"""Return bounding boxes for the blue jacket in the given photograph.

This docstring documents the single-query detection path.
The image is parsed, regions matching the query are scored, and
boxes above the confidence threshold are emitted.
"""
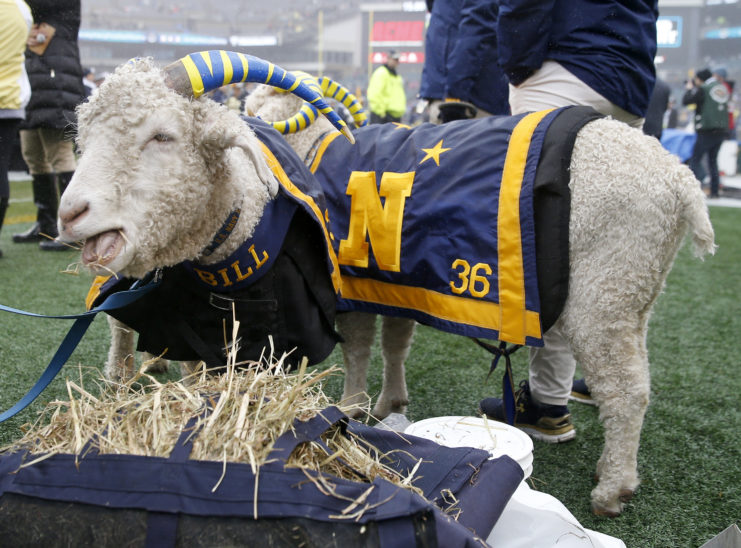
[445,0,509,115]
[419,0,509,115]
[419,0,462,101]
[497,0,658,117]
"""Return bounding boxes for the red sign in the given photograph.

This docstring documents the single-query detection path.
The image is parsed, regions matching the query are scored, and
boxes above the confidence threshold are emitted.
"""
[372,20,425,42]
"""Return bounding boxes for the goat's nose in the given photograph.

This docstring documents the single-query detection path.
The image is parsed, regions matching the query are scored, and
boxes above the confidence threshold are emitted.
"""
[59,201,89,231]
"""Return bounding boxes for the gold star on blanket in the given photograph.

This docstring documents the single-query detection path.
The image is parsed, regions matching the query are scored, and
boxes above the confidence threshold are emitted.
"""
[419,139,451,166]
[392,122,412,130]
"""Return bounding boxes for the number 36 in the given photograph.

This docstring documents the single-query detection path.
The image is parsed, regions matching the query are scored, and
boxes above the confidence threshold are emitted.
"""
[449,259,492,298]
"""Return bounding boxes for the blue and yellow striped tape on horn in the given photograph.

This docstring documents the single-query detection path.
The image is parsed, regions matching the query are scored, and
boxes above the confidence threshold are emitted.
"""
[268,71,321,135]
[173,50,354,143]
[271,102,320,135]
[318,76,368,128]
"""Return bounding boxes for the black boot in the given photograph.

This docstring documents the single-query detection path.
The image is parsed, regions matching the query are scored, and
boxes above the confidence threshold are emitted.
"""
[39,171,73,251]
[0,196,8,258]
[12,173,57,243]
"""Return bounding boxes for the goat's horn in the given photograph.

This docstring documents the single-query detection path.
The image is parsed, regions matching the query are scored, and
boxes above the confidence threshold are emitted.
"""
[268,71,322,136]
[163,50,354,143]
[318,76,368,129]
[269,72,367,138]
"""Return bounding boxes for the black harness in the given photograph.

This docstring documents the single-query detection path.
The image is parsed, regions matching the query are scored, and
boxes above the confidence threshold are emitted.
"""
[93,209,340,368]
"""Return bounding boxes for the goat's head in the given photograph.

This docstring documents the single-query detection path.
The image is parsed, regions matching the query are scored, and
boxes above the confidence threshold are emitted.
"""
[58,51,352,279]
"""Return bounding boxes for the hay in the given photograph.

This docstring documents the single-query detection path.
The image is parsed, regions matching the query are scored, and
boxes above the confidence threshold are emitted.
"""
[1,352,423,501]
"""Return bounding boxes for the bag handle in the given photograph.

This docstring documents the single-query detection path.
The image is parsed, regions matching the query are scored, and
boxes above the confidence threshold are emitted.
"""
[267,405,347,466]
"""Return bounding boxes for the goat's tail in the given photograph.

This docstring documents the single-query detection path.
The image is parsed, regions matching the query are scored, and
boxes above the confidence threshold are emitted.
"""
[675,164,717,258]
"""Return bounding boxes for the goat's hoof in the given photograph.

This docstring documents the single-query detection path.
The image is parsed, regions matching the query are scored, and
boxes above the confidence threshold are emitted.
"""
[345,407,365,420]
[372,398,409,420]
[593,474,638,504]
[387,397,409,411]
[619,488,635,503]
[591,500,623,517]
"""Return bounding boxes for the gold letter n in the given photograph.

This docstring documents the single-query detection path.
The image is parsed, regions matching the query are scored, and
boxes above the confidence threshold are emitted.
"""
[338,171,414,272]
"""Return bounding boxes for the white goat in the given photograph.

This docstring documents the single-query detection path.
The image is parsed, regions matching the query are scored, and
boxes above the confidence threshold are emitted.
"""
[58,55,715,517]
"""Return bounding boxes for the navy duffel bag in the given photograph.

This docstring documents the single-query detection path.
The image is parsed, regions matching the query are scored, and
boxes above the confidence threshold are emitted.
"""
[0,406,523,547]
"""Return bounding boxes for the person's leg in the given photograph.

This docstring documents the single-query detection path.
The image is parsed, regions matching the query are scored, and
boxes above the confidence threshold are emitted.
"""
[14,129,54,242]
[42,128,77,176]
[529,324,577,406]
[688,132,711,187]
[0,120,18,258]
[491,61,643,441]
[705,132,725,197]
[37,129,76,250]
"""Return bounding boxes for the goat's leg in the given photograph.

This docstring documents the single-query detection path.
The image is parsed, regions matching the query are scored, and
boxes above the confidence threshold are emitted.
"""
[338,311,377,415]
[565,313,651,516]
[373,317,416,419]
[104,317,136,381]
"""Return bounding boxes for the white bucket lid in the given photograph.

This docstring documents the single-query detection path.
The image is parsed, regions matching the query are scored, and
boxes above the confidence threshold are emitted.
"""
[404,416,534,478]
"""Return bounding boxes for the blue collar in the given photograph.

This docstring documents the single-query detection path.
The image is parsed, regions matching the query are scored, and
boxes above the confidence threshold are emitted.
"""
[200,209,241,258]
[183,193,298,292]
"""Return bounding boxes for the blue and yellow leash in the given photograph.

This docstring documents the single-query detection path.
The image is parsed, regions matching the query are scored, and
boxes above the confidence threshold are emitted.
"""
[0,273,161,423]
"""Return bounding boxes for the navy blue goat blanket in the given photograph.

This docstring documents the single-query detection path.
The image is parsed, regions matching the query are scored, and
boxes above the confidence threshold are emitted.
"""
[310,106,600,346]
[0,406,523,547]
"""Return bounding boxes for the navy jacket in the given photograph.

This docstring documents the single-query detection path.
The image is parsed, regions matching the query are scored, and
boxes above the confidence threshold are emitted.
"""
[419,0,509,115]
[445,0,509,115]
[497,0,658,117]
[419,0,462,101]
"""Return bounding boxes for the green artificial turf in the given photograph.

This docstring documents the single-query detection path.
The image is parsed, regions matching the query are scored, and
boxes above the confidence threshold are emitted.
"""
[0,189,738,547]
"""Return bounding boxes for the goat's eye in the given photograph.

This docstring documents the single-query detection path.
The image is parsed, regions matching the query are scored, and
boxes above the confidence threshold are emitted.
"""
[152,133,171,143]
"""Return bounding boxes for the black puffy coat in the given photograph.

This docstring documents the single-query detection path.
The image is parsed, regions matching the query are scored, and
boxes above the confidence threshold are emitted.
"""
[22,0,86,131]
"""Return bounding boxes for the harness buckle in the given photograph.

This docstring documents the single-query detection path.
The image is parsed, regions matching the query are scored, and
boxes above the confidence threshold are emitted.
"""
[209,292,234,311]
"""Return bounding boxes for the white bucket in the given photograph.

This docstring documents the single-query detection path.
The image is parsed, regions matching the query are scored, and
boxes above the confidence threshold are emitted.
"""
[404,416,534,479]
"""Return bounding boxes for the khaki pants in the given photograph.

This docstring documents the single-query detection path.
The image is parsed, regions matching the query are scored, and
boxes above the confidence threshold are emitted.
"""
[512,61,643,406]
[20,128,77,175]
[509,60,644,129]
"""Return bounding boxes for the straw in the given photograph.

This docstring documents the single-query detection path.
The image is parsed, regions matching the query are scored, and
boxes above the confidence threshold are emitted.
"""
[1,351,426,509]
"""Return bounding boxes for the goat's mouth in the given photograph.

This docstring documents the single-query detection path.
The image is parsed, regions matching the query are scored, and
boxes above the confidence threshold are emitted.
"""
[81,229,125,267]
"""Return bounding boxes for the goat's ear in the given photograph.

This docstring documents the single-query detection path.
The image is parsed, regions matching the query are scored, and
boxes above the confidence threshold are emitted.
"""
[198,107,279,197]
[231,134,279,197]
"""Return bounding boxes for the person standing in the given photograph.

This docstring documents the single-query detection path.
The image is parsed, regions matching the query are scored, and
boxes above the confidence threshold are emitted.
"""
[440,0,509,121]
[12,0,86,250]
[0,0,33,259]
[419,0,509,124]
[480,0,659,443]
[682,68,730,199]
[497,0,657,128]
[418,0,462,123]
[82,66,97,97]
[366,50,406,124]
[643,76,671,140]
